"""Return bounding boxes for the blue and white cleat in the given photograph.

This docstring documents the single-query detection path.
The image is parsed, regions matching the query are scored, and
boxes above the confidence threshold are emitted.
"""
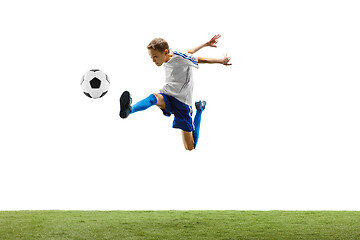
[195,100,207,111]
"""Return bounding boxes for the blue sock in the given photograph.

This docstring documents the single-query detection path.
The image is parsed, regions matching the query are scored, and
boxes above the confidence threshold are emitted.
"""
[193,108,203,148]
[130,94,157,114]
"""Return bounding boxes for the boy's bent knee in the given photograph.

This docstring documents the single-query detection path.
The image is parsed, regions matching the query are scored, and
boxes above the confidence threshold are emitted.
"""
[153,93,165,109]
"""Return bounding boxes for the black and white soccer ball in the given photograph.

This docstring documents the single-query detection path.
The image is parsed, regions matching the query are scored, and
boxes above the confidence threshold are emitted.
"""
[81,69,110,99]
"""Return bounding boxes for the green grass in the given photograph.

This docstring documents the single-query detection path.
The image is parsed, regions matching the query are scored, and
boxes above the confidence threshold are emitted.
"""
[1,211,360,239]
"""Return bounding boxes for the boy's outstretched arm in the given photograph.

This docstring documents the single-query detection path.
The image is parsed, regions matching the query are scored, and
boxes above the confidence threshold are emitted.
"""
[187,34,221,54]
[198,53,232,66]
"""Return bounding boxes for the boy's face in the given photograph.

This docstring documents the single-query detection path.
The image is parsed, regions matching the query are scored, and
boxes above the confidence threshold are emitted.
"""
[148,49,169,67]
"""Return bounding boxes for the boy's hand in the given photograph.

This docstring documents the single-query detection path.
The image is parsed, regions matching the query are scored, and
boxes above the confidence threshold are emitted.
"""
[206,34,221,48]
[222,53,232,66]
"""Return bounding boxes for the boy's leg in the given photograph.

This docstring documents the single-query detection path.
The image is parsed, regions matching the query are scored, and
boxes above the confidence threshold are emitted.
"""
[182,131,195,151]
[131,93,165,113]
[130,94,157,114]
[192,100,206,149]
[181,101,206,151]
[153,93,165,109]
[192,107,203,148]
[119,91,165,119]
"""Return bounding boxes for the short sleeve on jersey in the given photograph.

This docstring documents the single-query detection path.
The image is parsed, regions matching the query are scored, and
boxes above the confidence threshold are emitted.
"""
[172,50,199,69]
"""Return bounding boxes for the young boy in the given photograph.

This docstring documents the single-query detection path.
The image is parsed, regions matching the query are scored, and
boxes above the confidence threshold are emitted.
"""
[119,34,232,151]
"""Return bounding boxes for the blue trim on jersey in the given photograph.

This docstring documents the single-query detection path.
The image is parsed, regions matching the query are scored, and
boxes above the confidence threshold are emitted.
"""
[173,50,198,66]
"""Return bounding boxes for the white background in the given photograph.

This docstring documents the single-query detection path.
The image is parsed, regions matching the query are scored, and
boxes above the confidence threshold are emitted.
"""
[1,0,359,210]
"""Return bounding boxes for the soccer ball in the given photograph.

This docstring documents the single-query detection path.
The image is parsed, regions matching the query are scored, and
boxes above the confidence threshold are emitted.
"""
[81,69,110,99]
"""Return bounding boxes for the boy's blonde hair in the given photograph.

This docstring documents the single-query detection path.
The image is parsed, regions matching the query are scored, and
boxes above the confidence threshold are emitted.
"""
[147,38,169,52]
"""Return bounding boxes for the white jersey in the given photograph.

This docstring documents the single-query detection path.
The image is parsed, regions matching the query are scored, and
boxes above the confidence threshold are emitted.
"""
[159,49,199,106]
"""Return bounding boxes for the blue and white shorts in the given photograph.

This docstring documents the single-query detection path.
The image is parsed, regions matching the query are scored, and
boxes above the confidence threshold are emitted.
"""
[159,93,194,132]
